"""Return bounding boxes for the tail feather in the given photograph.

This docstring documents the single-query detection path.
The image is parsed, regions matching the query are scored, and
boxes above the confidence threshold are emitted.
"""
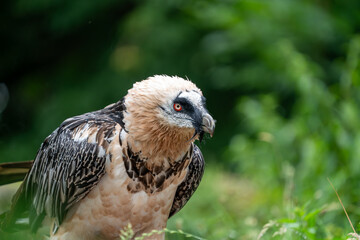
[0,161,33,186]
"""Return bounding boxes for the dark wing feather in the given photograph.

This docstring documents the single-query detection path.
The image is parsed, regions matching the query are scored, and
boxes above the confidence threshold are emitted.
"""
[3,99,125,233]
[169,144,205,218]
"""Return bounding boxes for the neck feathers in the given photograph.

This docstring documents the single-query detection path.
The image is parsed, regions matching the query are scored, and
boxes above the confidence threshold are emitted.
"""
[125,115,195,162]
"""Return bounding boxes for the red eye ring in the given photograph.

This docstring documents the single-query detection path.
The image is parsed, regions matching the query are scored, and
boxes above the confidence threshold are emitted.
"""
[173,103,182,112]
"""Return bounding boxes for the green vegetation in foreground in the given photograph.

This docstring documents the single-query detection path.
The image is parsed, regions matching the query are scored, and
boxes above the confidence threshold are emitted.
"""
[167,167,354,240]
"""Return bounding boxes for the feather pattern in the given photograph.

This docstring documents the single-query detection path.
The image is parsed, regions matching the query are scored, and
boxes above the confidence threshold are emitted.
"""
[123,144,193,194]
[169,144,205,217]
[6,99,125,233]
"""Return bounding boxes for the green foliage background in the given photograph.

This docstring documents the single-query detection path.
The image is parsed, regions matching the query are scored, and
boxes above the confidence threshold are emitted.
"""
[1,0,360,239]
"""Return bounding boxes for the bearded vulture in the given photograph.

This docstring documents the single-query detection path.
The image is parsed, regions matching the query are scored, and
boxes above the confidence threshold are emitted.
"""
[1,75,215,240]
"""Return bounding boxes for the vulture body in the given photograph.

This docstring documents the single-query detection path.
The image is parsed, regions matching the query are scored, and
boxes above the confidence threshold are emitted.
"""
[1,75,215,240]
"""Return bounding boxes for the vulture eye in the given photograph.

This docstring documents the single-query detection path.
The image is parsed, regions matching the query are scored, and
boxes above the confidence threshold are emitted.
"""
[173,103,182,112]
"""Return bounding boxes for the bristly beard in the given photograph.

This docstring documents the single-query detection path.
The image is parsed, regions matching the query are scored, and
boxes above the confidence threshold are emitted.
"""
[189,129,205,143]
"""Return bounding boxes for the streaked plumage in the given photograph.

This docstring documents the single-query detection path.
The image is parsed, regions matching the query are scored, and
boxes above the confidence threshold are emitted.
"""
[1,75,215,240]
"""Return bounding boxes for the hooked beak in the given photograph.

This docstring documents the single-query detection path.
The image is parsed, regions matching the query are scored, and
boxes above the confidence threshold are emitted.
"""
[202,113,215,137]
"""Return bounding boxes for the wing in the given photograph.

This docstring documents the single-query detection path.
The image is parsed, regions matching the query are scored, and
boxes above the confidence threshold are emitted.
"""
[3,100,125,234]
[169,144,205,218]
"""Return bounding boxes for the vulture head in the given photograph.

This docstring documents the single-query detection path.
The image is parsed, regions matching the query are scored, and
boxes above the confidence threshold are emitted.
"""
[123,75,215,159]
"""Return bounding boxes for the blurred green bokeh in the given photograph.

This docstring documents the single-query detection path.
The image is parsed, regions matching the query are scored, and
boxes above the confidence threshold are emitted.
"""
[1,0,360,239]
